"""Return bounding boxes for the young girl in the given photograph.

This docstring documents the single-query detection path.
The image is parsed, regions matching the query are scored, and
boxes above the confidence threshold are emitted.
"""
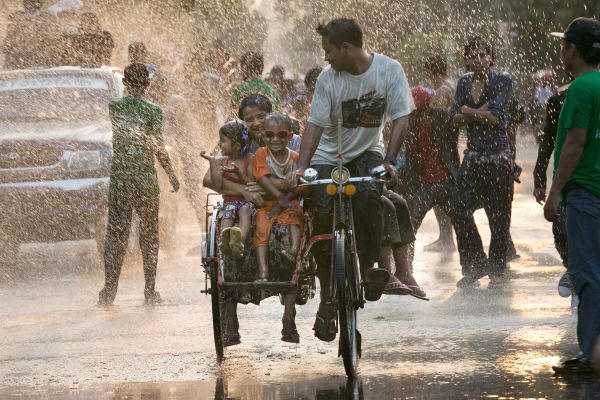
[252,112,304,343]
[238,94,272,154]
[239,94,302,154]
[201,120,254,259]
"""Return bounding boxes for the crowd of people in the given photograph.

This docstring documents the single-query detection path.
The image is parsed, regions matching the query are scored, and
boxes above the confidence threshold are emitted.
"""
[194,17,600,375]
[103,16,600,375]
[2,0,599,377]
[2,0,113,69]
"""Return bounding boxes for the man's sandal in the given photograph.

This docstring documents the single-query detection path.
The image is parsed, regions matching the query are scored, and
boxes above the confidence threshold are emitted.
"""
[313,303,337,342]
[364,268,391,301]
[407,284,429,301]
[383,275,413,295]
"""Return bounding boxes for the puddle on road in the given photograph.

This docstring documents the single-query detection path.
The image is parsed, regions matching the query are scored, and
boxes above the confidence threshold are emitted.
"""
[3,373,600,400]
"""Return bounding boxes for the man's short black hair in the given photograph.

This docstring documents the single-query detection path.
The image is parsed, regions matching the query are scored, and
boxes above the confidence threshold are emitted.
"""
[316,17,363,48]
[240,51,264,76]
[23,0,41,11]
[270,65,285,78]
[128,42,147,62]
[424,54,447,77]
[572,41,600,65]
[264,112,293,131]
[123,63,150,89]
[464,36,495,63]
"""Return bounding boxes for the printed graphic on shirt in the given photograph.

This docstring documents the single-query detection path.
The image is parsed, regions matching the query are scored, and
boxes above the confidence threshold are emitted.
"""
[341,91,386,128]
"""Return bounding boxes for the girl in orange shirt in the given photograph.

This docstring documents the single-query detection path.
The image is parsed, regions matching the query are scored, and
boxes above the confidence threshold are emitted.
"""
[253,112,304,343]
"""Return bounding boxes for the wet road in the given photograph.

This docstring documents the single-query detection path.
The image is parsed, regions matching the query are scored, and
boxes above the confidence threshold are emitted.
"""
[1,135,598,399]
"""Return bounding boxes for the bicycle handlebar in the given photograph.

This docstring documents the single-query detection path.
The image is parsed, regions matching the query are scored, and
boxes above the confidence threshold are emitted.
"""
[297,175,383,189]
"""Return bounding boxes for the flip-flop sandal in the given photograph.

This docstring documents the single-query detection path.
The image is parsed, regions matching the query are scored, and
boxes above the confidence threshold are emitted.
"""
[364,268,390,301]
[219,227,232,257]
[383,276,413,295]
[313,304,337,342]
[407,284,429,301]
[229,227,244,259]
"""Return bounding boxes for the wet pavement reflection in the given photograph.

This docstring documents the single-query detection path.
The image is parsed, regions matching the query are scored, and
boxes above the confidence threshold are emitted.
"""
[1,137,599,399]
[4,374,600,399]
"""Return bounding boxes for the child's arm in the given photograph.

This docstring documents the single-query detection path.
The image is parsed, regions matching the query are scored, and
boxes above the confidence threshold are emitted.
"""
[268,177,291,193]
[201,151,224,191]
[220,163,249,184]
[258,176,292,208]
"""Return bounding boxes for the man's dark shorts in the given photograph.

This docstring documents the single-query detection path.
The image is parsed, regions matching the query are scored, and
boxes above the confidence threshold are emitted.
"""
[382,189,415,248]
[308,151,384,268]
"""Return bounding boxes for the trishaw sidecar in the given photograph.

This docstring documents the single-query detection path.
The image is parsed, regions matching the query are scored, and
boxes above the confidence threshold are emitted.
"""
[200,193,318,362]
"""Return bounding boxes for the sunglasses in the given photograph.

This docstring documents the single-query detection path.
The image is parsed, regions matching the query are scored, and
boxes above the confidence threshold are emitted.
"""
[263,130,291,139]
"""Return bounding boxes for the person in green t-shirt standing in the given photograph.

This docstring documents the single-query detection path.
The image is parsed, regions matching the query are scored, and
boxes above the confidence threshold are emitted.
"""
[545,17,600,375]
[99,63,180,306]
[230,51,281,115]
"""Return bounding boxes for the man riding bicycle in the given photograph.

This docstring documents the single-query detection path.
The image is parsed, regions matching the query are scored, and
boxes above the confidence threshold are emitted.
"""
[296,17,415,342]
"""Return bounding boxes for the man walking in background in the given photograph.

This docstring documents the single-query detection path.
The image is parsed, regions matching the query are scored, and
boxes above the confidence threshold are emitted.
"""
[99,63,180,306]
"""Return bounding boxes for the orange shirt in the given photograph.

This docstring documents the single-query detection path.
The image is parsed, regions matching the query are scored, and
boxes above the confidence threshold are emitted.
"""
[253,146,299,182]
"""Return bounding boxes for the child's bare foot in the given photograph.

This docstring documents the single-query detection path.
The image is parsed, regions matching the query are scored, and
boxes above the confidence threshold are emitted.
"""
[281,315,299,343]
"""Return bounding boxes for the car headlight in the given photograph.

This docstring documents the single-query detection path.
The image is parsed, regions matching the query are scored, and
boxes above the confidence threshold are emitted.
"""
[68,151,102,171]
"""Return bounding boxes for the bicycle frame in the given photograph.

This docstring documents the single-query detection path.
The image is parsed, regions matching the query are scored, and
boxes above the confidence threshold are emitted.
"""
[329,186,363,310]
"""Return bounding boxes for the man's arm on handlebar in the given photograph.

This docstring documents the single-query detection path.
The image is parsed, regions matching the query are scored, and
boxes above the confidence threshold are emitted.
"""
[297,122,325,171]
[382,115,409,184]
[385,115,409,163]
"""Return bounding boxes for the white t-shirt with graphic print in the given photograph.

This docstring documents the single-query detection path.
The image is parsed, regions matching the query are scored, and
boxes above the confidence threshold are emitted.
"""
[307,53,415,165]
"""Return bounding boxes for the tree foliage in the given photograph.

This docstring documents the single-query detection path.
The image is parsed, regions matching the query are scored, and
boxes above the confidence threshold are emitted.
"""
[271,0,599,87]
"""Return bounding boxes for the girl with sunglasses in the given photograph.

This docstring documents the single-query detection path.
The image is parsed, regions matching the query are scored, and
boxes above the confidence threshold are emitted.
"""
[252,112,304,343]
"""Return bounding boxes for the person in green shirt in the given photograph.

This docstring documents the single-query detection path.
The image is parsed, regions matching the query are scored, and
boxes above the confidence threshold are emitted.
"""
[230,51,281,114]
[545,17,600,375]
[99,63,180,306]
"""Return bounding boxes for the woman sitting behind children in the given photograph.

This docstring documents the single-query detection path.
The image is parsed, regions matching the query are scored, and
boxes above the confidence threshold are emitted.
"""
[201,120,254,259]
[253,112,304,343]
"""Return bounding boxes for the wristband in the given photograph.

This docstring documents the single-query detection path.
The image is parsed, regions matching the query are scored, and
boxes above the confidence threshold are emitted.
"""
[383,156,397,165]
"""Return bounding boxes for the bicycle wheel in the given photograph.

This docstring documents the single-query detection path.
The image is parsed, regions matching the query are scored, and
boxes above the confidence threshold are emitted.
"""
[209,259,224,362]
[335,229,359,377]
